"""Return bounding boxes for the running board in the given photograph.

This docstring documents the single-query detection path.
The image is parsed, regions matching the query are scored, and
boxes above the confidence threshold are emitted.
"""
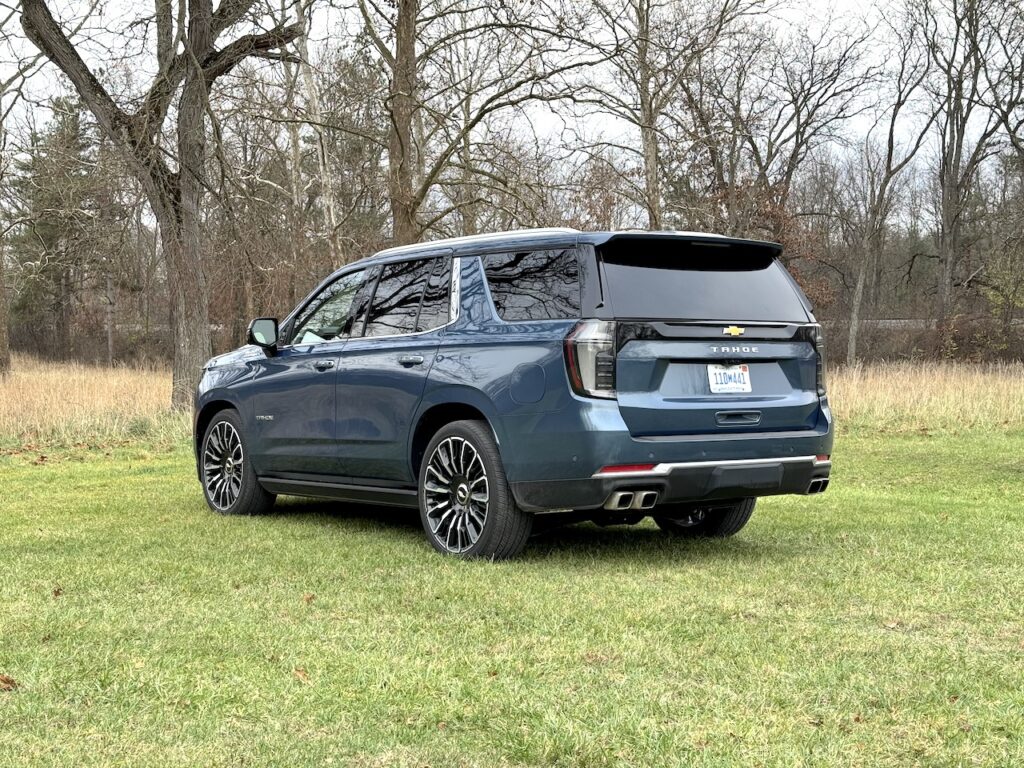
[258,477,419,508]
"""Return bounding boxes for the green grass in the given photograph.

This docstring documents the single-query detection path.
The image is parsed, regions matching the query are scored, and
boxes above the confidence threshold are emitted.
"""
[2,432,1023,767]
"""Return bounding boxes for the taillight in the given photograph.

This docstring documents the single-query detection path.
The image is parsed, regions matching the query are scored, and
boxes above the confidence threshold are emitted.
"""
[809,323,827,396]
[565,320,616,398]
[596,463,656,474]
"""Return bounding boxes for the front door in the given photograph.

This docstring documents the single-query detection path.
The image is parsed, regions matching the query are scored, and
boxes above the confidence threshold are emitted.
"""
[248,268,367,475]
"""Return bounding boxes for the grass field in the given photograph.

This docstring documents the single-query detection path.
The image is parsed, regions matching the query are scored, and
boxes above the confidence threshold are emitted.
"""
[1,358,1023,766]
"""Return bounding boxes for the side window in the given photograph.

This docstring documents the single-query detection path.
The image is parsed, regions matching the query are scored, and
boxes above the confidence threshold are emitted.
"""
[362,259,434,337]
[482,249,580,321]
[290,269,365,345]
[416,258,451,332]
[348,264,380,337]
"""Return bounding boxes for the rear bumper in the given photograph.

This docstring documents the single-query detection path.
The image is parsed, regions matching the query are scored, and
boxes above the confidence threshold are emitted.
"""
[511,455,832,512]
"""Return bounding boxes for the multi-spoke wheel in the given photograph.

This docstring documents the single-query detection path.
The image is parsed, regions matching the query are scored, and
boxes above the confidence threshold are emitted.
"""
[424,436,489,554]
[653,498,756,538]
[203,420,244,510]
[418,420,532,559]
[199,409,275,516]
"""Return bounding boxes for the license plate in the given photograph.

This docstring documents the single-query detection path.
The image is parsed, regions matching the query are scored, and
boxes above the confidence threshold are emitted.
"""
[707,363,751,394]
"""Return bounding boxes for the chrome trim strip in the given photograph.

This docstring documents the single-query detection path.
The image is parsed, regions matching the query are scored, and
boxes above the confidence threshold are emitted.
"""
[592,454,829,479]
[449,255,461,321]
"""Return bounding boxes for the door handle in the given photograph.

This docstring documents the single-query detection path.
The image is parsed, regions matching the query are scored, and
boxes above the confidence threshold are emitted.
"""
[398,354,424,367]
[314,360,336,371]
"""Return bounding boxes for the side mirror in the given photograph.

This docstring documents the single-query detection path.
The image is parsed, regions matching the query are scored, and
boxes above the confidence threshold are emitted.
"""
[247,317,279,352]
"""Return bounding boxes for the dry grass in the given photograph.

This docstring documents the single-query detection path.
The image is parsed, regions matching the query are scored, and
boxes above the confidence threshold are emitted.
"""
[1,355,1021,449]
[829,361,1024,433]
[0,354,188,449]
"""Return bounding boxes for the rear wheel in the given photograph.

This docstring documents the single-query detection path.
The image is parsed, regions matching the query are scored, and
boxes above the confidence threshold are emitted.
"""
[653,498,756,538]
[200,409,275,516]
[418,420,532,559]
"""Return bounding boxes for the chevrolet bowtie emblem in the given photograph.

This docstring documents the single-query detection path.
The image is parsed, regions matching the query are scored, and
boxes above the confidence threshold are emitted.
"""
[723,325,745,337]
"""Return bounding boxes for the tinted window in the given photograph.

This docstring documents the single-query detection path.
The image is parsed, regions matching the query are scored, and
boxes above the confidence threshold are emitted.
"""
[482,249,580,321]
[598,238,809,322]
[290,269,365,344]
[348,265,380,337]
[363,259,434,337]
[416,258,451,332]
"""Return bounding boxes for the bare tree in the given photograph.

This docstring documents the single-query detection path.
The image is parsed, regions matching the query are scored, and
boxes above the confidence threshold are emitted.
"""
[840,11,936,363]
[981,0,1024,157]
[917,0,1003,329]
[20,0,302,407]
[359,0,602,244]
[0,2,66,375]
[663,15,874,244]
[572,0,759,229]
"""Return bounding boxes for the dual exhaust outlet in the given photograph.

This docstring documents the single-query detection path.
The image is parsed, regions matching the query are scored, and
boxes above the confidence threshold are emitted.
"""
[603,489,660,511]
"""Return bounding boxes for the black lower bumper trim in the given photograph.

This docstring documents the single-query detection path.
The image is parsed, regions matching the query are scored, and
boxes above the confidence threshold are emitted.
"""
[511,458,831,512]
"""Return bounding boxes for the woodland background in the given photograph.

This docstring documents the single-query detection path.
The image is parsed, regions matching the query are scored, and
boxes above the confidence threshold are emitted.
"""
[2,0,1023,407]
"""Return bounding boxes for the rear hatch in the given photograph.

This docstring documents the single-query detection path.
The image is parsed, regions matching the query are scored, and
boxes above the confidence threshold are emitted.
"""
[596,235,822,437]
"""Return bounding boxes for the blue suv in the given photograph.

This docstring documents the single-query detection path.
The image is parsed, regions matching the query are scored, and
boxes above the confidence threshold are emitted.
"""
[194,229,833,558]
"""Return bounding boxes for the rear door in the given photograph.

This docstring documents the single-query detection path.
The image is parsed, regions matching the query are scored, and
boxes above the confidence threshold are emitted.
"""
[335,256,452,483]
[597,236,820,437]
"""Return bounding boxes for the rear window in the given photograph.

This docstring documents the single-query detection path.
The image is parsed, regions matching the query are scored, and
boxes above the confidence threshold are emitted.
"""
[598,238,808,322]
[482,249,581,321]
[416,258,451,332]
[363,259,434,337]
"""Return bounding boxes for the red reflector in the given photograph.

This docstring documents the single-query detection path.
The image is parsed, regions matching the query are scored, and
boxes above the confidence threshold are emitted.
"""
[815,454,831,463]
[597,463,657,474]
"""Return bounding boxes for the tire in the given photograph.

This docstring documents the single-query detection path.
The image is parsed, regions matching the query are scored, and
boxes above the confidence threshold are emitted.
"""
[199,409,275,516]
[418,420,532,559]
[653,498,756,538]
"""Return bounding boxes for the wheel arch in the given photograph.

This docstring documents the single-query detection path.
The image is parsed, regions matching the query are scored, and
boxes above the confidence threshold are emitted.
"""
[194,398,239,477]
[409,396,503,480]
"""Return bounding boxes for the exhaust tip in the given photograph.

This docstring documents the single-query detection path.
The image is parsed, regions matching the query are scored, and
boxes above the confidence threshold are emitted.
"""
[633,490,660,510]
[604,491,635,511]
[807,478,830,494]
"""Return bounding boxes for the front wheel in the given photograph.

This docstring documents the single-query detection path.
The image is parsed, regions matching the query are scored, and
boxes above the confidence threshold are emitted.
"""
[418,420,532,559]
[200,409,275,516]
[653,498,756,538]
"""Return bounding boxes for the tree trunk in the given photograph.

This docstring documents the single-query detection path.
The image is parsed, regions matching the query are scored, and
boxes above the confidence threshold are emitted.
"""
[105,271,114,366]
[846,245,869,365]
[459,94,476,236]
[641,119,661,230]
[297,0,340,262]
[160,219,211,408]
[388,0,420,245]
[158,7,214,409]
[285,70,305,288]
[57,260,72,358]
[936,178,958,331]
[0,237,10,377]
[636,2,660,230]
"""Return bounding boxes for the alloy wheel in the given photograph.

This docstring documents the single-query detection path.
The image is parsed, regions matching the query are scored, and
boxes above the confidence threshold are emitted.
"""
[424,436,489,553]
[203,420,244,511]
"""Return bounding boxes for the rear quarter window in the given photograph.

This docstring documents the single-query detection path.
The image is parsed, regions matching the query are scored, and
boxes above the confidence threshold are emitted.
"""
[482,249,581,322]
